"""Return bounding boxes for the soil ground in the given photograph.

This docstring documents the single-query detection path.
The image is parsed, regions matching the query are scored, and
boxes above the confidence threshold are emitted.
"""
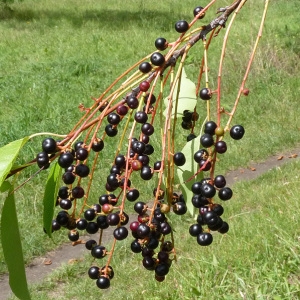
[1,146,299,300]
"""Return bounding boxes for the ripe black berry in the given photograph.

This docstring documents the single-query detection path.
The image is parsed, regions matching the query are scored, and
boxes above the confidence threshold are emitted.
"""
[200,133,214,148]
[84,208,96,221]
[134,111,148,124]
[107,113,121,125]
[197,232,213,246]
[150,52,165,66]
[42,138,57,154]
[126,189,140,201]
[200,183,216,198]
[141,123,154,136]
[194,149,208,163]
[230,125,245,140]
[126,96,139,109]
[173,152,186,166]
[173,202,187,215]
[155,263,170,276]
[72,186,85,199]
[59,198,72,210]
[113,226,128,240]
[189,224,203,237]
[96,276,110,289]
[75,148,88,161]
[68,230,79,242]
[155,37,168,50]
[140,165,153,180]
[193,6,205,19]
[214,175,226,188]
[86,222,99,234]
[139,62,152,73]
[218,221,229,234]
[91,139,104,152]
[105,124,118,137]
[88,266,100,280]
[76,218,88,230]
[199,88,212,100]
[218,187,233,201]
[58,152,74,168]
[36,151,50,168]
[204,121,217,135]
[215,141,227,154]
[75,164,90,177]
[175,20,189,33]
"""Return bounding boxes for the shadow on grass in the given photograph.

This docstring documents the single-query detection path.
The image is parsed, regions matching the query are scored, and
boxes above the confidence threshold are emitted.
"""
[0,5,189,31]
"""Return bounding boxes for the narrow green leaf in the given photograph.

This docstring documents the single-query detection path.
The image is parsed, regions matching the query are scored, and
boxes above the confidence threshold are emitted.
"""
[0,137,29,187]
[43,162,62,238]
[1,184,31,300]
[0,180,11,193]
[177,135,203,217]
[163,67,197,118]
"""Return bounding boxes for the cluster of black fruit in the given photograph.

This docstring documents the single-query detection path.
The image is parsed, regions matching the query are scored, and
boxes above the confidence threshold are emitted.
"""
[34,5,247,290]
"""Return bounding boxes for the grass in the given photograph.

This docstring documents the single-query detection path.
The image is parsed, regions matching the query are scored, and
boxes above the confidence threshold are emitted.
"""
[0,0,299,297]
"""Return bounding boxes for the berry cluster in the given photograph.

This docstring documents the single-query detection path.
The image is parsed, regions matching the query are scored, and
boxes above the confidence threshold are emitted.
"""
[33,2,251,290]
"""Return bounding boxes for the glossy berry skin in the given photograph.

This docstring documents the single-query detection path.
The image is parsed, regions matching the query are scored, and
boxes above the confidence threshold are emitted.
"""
[199,159,211,171]
[42,138,57,154]
[197,232,213,246]
[218,221,229,234]
[230,125,245,140]
[189,224,203,237]
[191,194,209,208]
[107,213,120,226]
[134,111,148,124]
[155,263,170,276]
[200,133,214,148]
[150,52,165,66]
[76,218,88,230]
[59,199,72,210]
[105,124,118,137]
[215,140,227,154]
[126,189,140,201]
[173,152,186,166]
[84,209,96,221]
[218,187,233,201]
[75,164,90,177]
[139,81,150,92]
[193,6,205,19]
[85,239,97,250]
[58,186,69,199]
[91,139,104,152]
[153,160,162,171]
[199,88,212,100]
[113,226,128,240]
[36,151,50,168]
[204,121,217,135]
[194,149,208,163]
[91,245,106,259]
[175,20,189,33]
[107,113,121,125]
[139,62,152,73]
[86,222,99,234]
[173,202,187,215]
[140,166,153,180]
[68,230,79,242]
[131,239,142,253]
[155,37,168,50]
[75,148,88,161]
[200,183,216,198]
[214,175,226,188]
[88,266,100,280]
[96,215,109,229]
[141,123,154,136]
[96,276,110,289]
[126,96,139,109]
[58,152,74,168]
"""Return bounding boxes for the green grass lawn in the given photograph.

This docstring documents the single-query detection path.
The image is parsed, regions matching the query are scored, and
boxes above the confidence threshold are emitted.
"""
[0,0,300,298]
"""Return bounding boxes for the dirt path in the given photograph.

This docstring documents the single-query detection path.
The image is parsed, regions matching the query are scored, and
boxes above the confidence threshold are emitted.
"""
[1,147,299,300]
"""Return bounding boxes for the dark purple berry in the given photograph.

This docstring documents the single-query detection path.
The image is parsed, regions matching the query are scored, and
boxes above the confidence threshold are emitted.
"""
[42,138,57,154]
[199,88,212,100]
[230,125,245,140]
[155,37,168,50]
[150,52,165,66]
[139,62,152,73]
[175,20,189,33]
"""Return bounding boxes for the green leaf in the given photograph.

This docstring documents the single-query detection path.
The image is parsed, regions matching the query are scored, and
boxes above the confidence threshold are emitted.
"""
[177,135,203,217]
[1,184,31,300]
[0,180,11,193]
[0,137,29,187]
[43,162,62,238]
[163,67,197,118]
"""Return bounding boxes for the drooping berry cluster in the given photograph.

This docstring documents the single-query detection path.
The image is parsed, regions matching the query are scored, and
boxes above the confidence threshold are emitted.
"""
[34,2,251,290]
